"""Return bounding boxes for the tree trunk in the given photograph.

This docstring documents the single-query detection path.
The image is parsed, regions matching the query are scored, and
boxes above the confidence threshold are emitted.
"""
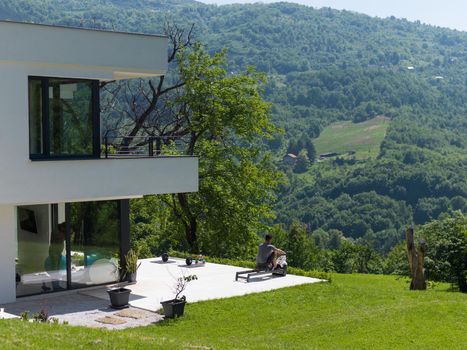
[406,228,427,290]
[177,193,198,252]
[185,218,197,253]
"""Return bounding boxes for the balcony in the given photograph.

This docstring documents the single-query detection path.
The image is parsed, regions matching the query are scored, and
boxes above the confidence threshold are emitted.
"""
[0,134,198,205]
[0,21,198,206]
[0,153,198,205]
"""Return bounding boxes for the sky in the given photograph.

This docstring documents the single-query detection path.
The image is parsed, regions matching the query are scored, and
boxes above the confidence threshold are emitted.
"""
[197,0,467,32]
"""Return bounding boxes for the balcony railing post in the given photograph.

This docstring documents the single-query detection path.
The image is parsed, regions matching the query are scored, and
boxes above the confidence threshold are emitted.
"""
[148,137,154,157]
[104,136,109,159]
[155,137,161,156]
[101,135,190,158]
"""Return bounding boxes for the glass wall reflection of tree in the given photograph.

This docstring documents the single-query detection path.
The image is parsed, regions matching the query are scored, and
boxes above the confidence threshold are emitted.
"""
[49,79,93,156]
[69,201,120,288]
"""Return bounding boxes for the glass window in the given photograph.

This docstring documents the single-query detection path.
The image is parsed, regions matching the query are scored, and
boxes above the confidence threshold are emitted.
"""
[69,201,120,288]
[16,201,123,297]
[49,79,94,156]
[16,205,67,297]
[28,77,99,159]
[28,79,43,155]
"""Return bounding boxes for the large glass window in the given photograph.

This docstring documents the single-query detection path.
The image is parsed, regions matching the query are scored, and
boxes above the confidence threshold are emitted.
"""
[16,200,126,298]
[49,79,94,156]
[28,77,100,159]
[16,204,67,297]
[69,201,121,288]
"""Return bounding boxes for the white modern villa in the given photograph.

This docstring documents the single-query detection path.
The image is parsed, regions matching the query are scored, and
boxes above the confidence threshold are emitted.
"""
[0,21,198,304]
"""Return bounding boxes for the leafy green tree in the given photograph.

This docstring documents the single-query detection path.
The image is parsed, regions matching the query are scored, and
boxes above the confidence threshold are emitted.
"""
[285,221,308,268]
[284,220,318,269]
[167,45,281,256]
[293,150,310,173]
[419,212,467,292]
[383,242,410,275]
[112,35,282,257]
[331,240,383,274]
[305,139,316,163]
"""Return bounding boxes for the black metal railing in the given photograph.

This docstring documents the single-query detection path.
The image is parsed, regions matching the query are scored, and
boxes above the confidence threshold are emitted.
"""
[102,135,191,158]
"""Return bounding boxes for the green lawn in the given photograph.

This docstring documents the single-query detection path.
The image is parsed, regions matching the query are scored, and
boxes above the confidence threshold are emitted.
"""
[314,116,390,160]
[0,274,466,349]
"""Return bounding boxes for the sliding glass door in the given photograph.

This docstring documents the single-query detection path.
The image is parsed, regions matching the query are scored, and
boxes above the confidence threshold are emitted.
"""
[16,200,127,297]
[16,204,66,297]
[69,201,121,288]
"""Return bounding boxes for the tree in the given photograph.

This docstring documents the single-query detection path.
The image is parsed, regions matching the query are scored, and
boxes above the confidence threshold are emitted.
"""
[305,139,316,163]
[285,220,318,269]
[293,150,310,173]
[419,212,467,292]
[104,25,282,257]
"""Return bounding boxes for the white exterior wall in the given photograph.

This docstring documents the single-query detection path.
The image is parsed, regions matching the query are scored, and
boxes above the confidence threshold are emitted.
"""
[0,21,167,79]
[0,206,17,303]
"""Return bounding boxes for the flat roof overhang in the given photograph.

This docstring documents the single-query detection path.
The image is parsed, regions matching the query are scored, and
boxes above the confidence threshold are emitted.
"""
[0,157,199,205]
[0,20,168,80]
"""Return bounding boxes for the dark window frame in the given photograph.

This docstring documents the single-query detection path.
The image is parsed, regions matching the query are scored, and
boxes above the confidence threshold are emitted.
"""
[28,76,100,161]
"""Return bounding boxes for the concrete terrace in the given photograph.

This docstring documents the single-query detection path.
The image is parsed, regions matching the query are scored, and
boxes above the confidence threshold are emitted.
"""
[88,257,322,308]
[1,257,322,329]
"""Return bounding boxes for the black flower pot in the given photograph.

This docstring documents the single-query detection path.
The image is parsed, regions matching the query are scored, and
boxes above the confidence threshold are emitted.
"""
[160,298,186,318]
[107,288,131,308]
[127,272,137,284]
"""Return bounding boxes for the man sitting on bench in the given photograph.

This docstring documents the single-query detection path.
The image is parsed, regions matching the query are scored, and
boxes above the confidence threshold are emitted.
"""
[256,234,286,270]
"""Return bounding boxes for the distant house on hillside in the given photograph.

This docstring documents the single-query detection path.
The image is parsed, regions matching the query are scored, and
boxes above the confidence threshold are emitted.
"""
[319,152,338,160]
[283,153,297,165]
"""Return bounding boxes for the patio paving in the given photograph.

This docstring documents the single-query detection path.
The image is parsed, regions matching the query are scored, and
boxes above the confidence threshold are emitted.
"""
[1,257,322,329]
[1,292,162,329]
[83,257,323,310]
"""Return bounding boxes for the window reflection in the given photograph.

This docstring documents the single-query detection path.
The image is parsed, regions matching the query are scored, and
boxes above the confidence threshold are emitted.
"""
[16,205,67,297]
[49,79,94,156]
[28,77,98,158]
[16,201,121,297]
[69,201,120,288]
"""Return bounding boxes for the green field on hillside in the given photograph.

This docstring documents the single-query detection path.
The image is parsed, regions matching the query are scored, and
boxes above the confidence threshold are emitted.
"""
[314,116,390,160]
[1,274,465,349]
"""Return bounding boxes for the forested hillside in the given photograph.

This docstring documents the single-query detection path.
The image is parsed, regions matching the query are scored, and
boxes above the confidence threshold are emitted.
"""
[1,0,465,258]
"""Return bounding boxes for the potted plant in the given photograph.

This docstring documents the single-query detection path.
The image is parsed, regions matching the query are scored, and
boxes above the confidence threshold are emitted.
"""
[124,249,141,283]
[160,274,197,318]
[107,287,131,309]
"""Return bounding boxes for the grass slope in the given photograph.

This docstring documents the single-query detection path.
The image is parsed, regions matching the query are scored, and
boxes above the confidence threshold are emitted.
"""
[0,274,466,349]
[314,116,390,160]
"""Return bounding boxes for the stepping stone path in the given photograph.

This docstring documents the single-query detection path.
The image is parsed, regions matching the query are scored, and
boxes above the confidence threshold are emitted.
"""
[95,316,127,325]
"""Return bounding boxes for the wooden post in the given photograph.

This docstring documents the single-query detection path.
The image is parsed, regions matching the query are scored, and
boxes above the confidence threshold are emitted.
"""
[406,228,427,290]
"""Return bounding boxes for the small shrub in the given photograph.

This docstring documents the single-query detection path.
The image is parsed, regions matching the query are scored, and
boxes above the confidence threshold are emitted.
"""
[32,308,49,323]
[20,311,29,322]
[125,249,142,274]
[173,274,198,300]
